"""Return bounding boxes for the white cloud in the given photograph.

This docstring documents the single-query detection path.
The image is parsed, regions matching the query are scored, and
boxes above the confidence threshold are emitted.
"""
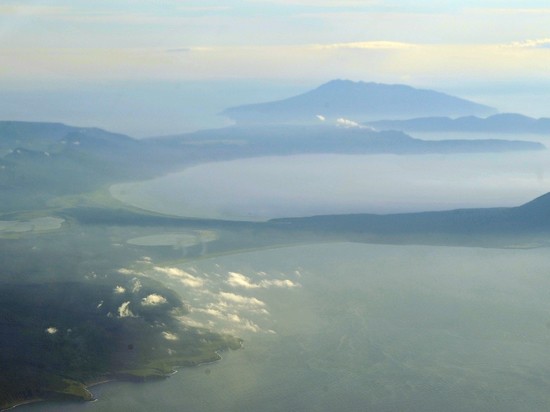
[45,327,58,335]
[336,118,360,128]
[226,314,262,333]
[131,278,142,293]
[113,285,126,294]
[219,292,266,308]
[227,271,301,289]
[508,38,550,49]
[316,114,326,121]
[118,301,135,318]
[162,331,179,341]
[141,293,168,306]
[261,279,300,288]
[311,41,414,50]
[176,316,209,329]
[154,266,205,288]
[196,307,225,318]
[227,272,259,289]
[117,268,138,275]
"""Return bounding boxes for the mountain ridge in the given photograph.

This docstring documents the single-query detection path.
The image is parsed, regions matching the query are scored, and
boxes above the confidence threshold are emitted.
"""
[222,80,496,125]
[366,113,550,134]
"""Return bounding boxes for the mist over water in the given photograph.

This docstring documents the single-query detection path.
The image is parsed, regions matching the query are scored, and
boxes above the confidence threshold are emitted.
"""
[111,149,550,220]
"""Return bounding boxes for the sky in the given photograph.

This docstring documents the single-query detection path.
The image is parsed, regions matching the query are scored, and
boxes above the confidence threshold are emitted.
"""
[2,0,550,135]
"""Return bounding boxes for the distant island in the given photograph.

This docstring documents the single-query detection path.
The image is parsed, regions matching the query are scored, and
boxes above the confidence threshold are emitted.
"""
[366,113,550,134]
[221,80,496,125]
[159,124,544,156]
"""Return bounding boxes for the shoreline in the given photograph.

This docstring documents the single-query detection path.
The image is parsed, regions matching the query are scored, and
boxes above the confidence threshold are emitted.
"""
[2,348,236,411]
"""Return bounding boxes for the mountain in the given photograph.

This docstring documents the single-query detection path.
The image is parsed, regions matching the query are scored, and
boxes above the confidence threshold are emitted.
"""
[221,80,496,125]
[367,113,550,134]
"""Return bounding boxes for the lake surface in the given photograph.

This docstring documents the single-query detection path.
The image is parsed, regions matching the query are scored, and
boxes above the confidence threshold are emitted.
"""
[22,243,550,412]
[111,151,550,220]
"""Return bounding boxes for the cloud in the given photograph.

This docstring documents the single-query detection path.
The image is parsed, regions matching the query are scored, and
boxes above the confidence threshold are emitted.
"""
[45,327,58,334]
[316,114,326,121]
[117,268,140,275]
[193,306,225,318]
[141,294,168,306]
[113,285,126,294]
[118,301,135,318]
[131,278,142,293]
[261,279,300,288]
[336,118,360,128]
[311,41,414,50]
[227,272,259,289]
[162,331,179,341]
[226,271,301,289]
[176,316,209,329]
[154,266,205,288]
[218,292,266,308]
[226,314,262,332]
[508,38,550,49]
[137,256,152,264]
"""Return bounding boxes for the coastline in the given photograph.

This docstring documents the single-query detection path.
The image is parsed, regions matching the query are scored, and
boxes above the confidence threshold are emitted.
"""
[2,346,239,411]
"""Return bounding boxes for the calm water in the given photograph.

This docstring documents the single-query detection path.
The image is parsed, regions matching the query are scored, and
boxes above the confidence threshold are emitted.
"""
[111,151,550,221]
[21,243,550,412]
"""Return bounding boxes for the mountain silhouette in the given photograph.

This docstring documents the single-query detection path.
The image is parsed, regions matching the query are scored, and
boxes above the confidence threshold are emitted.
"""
[222,80,496,125]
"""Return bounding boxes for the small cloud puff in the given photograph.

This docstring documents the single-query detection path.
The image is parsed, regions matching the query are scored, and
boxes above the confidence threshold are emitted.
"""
[131,278,142,293]
[316,114,326,121]
[45,327,58,334]
[227,272,259,289]
[113,286,126,294]
[162,331,179,341]
[336,118,360,128]
[117,268,135,275]
[141,294,168,306]
[118,301,135,318]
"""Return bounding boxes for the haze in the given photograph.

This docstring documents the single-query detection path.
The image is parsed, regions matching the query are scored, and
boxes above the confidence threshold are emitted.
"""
[4,1,550,136]
[5,1,550,411]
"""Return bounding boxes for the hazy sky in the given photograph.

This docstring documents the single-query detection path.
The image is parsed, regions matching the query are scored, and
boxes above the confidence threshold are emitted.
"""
[3,1,550,135]
[3,0,550,86]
